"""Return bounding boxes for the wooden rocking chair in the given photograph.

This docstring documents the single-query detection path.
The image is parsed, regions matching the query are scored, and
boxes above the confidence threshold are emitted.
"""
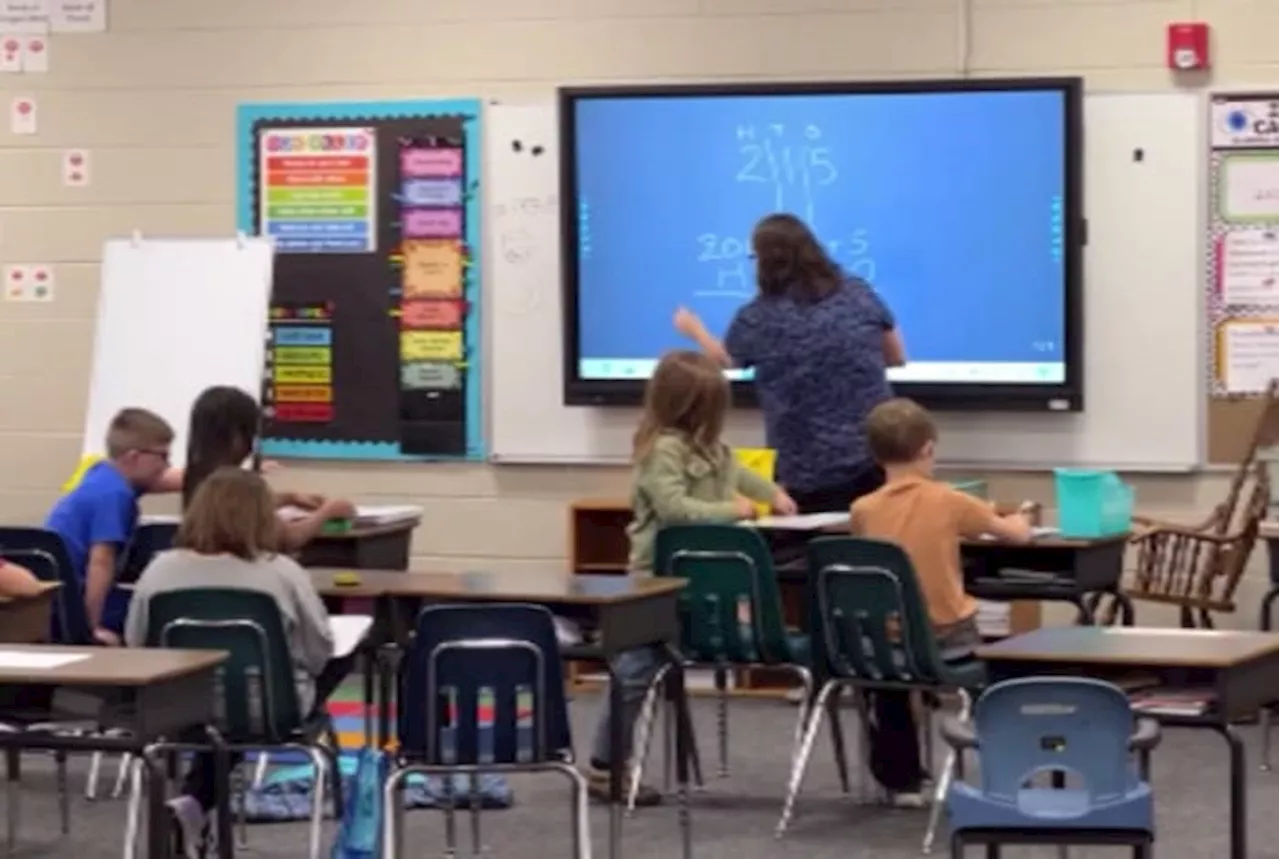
[1100,381,1277,628]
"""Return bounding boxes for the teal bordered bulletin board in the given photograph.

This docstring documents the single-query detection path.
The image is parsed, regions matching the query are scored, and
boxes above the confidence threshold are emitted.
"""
[235,99,484,461]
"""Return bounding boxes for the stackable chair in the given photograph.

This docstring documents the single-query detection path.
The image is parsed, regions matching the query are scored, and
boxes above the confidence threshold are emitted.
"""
[625,524,815,812]
[387,604,590,859]
[779,537,986,854]
[941,677,1160,858]
[125,588,343,859]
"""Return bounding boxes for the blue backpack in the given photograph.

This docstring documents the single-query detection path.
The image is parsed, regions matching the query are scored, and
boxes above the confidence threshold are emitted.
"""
[330,747,388,859]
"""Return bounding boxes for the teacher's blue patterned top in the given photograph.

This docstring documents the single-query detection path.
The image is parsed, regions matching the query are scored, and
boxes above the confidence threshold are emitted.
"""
[725,277,895,493]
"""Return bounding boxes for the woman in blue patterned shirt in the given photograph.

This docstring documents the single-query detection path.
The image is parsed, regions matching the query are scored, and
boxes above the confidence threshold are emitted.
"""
[675,212,906,512]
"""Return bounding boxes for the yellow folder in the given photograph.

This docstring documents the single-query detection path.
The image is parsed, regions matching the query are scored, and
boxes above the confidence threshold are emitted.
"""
[734,448,776,516]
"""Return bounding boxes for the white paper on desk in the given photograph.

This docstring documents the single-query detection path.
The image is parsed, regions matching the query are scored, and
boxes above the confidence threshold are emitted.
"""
[329,615,373,659]
[277,504,422,526]
[0,650,89,670]
[745,512,850,531]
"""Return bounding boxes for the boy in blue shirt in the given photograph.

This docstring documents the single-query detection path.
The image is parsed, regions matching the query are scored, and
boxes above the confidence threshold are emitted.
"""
[45,408,174,644]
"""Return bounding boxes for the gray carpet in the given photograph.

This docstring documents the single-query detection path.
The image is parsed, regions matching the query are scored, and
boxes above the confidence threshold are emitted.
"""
[2,693,1276,858]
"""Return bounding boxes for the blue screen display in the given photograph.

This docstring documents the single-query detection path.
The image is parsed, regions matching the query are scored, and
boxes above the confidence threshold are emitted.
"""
[570,88,1069,386]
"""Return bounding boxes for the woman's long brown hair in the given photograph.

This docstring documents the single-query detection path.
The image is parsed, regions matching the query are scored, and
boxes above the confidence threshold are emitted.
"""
[176,466,279,560]
[752,213,843,302]
[633,350,730,462]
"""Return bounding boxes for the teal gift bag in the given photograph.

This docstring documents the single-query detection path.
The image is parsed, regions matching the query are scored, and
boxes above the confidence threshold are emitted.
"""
[331,747,388,859]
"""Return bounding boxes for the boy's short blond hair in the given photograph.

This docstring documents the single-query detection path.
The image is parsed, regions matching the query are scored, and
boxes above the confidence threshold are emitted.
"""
[105,408,174,458]
[865,398,937,465]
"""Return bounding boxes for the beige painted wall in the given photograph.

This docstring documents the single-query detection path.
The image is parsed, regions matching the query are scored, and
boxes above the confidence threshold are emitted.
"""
[0,0,1275,628]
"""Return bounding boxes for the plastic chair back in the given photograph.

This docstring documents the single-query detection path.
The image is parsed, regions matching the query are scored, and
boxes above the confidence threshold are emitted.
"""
[807,536,952,683]
[399,603,571,767]
[974,677,1137,804]
[117,522,178,584]
[0,526,92,644]
[146,587,302,742]
[654,524,792,664]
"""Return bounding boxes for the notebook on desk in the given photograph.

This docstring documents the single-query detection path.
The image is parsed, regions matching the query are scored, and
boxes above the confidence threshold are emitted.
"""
[744,512,851,531]
[277,504,424,528]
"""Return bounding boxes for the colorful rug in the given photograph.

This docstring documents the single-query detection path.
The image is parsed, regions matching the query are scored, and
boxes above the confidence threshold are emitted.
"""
[234,682,513,823]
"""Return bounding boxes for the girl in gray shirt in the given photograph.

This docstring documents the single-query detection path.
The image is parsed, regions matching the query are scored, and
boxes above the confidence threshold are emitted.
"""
[124,466,335,857]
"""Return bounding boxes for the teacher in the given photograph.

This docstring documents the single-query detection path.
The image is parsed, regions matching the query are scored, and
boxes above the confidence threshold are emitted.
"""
[674,213,906,513]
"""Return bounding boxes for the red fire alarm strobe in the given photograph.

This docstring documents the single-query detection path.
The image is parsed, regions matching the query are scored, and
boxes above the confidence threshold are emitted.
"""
[1167,22,1210,71]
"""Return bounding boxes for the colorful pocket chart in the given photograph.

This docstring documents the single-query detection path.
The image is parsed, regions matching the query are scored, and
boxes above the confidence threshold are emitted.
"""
[259,128,377,253]
[266,303,336,423]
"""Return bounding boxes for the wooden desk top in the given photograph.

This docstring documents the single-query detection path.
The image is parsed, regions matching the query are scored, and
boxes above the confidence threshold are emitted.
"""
[311,568,686,605]
[979,626,1279,669]
[1261,521,1278,540]
[0,645,226,686]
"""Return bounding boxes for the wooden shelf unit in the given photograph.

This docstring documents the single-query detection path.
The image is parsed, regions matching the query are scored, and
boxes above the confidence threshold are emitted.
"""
[566,498,1041,698]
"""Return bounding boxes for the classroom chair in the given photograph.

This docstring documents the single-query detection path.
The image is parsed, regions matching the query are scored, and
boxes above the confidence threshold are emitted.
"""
[124,588,344,859]
[388,603,590,859]
[0,526,103,845]
[116,521,178,585]
[777,537,986,853]
[626,524,814,813]
[940,677,1160,859]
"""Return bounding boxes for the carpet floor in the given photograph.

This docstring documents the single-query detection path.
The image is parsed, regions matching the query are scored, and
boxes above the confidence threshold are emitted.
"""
[2,690,1275,858]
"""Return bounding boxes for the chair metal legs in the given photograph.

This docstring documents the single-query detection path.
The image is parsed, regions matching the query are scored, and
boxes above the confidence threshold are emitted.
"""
[776,679,840,836]
[383,763,592,859]
[1262,706,1277,772]
[302,746,328,859]
[714,667,730,778]
[120,758,144,859]
[922,689,972,855]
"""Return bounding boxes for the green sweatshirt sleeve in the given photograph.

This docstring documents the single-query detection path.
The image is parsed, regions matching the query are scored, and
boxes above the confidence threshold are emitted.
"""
[637,437,740,522]
[733,460,779,504]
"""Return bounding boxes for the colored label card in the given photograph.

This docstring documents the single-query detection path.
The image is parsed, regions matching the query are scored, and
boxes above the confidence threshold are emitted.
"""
[401,330,463,362]
[273,385,333,404]
[401,148,463,178]
[273,326,332,346]
[402,239,464,298]
[402,299,464,329]
[274,346,332,365]
[401,361,462,390]
[274,365,332,384]
[259,127,377,253]
[402,178,463,207]
[272,402,335,423]
[1220,152,1279,224]
[403,208,463,239]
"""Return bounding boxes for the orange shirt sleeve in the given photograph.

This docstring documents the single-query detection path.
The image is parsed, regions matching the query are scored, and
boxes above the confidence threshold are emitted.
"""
[950,490,997,539]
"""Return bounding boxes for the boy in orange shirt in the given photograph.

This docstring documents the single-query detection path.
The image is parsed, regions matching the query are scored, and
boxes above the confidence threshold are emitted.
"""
[851,398,1035,806]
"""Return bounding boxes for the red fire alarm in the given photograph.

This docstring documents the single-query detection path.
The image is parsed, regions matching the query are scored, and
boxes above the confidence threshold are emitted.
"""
[1167,22,1210,71]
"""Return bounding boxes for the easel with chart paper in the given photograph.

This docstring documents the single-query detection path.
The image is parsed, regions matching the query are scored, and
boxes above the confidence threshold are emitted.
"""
[1206,92,1280,464]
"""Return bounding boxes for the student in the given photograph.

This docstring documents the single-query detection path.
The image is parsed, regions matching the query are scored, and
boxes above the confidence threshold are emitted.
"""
[182,385,355,548]
[44,408,175,644]
[124,467,341,856]
[584,350,796,803]
[850,398,1034,806]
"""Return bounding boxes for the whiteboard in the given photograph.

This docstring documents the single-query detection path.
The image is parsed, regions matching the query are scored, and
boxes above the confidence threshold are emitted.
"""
[486,95,1203,470]
[82,237,275,468]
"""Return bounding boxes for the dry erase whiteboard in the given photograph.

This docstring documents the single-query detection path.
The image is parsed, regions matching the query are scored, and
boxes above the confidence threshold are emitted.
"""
[82,237,275,468]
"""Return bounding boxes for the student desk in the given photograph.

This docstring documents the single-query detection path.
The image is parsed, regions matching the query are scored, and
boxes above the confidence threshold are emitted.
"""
[0,645,230,858]
[297,518,420,570]
[979,627,1278,859]
[311,568,693,859]
[0,582,60,644]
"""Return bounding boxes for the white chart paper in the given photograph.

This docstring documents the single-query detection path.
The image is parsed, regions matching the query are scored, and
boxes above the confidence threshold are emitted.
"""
[1221,154,1280,223]
[1221,228,1279,305]
[1221,320,1280,393]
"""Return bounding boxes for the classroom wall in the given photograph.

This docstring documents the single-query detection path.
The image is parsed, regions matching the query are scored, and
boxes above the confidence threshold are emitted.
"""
[0,0,1275,628]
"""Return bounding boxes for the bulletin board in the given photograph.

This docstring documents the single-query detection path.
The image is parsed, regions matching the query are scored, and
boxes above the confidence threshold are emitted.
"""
[1205,92,1279,463]
[235,100,484,461]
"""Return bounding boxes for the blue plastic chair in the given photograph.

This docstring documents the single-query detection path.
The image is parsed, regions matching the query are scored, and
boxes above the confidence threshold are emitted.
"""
[943,677,1157,858]
[389,604,590,859]
[0,526,92,645]
[117,521,178,585]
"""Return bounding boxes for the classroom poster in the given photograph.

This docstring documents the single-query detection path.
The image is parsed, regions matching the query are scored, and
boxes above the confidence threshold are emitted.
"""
[237,100,484,461]
[1207,92,1280,398]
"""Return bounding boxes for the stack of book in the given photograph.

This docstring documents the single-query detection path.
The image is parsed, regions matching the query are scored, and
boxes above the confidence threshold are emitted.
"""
[1129,687,1216,717]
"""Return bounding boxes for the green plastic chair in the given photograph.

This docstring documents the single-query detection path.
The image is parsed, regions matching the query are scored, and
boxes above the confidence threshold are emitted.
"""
[626,524,817,813]
[778,536,986,853]
[124,587,343,859]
